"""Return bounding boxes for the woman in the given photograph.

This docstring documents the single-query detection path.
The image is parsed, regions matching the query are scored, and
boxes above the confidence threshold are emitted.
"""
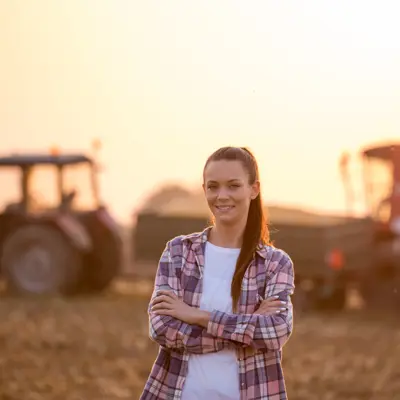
[140,146,295,400]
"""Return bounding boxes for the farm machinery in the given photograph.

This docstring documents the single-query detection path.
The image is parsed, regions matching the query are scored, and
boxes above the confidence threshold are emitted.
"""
[274,141,400,311]
[353,143,400,308]
[131,142,400,312]
[271,141,400,311]
[0,151,122,295]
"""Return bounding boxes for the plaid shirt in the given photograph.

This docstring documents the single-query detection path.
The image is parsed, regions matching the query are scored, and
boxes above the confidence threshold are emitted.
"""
[140,227,295,400]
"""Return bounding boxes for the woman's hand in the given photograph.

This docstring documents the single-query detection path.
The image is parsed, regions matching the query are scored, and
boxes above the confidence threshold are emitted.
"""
[256,296,287,315]
[151,290,207,326]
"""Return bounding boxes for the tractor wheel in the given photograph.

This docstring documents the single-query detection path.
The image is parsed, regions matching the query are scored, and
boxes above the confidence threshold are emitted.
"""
[76,211,122,294]
[292,278,318,313]
[79,242,121,294]
[360,264,400,310]
[316,285,347,311]
[1,224,83,295]
[292,277,347,313]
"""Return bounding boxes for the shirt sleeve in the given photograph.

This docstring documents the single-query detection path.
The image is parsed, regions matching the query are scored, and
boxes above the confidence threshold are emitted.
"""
[206,254,295,351]
[148,239,234,354]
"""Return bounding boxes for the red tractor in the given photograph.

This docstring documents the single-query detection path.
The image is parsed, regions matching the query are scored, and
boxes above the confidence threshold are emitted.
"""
[0,152,122,295]
[358,143,400,308]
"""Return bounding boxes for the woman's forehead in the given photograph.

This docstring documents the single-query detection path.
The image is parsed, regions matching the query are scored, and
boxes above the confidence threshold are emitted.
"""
[204,160,248,181]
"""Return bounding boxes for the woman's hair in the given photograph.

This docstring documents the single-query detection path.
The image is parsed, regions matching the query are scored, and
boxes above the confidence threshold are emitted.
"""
[203,146,270,311]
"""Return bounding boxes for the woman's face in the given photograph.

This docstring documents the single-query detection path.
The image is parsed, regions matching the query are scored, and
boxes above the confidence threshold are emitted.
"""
[203,159,260,226]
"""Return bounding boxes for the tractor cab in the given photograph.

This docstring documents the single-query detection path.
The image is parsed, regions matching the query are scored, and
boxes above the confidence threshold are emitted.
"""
[0,152,122,295]
[362,143,400,237]
[0,153,99,215]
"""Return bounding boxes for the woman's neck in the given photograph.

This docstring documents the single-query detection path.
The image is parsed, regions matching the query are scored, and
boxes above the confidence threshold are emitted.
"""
[208,222,245,249]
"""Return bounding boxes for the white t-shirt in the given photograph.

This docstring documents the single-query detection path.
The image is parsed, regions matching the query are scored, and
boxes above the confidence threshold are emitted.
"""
[181,242,241,400]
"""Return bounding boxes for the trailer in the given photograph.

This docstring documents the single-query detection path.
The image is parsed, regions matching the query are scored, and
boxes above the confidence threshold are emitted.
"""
[132,203,374,311]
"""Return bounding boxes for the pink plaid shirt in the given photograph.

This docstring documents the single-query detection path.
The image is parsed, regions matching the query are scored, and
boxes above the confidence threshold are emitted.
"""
[140,227,295,400]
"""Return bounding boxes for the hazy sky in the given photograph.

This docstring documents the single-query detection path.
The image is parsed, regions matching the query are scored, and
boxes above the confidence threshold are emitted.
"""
[1,1,399,222]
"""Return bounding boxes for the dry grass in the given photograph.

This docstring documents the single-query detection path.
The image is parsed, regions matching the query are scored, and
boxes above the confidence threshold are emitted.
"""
[0,279,399,400]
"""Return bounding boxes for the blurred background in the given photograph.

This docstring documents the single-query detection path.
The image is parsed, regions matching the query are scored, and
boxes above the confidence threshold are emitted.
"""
[0,1,399,399]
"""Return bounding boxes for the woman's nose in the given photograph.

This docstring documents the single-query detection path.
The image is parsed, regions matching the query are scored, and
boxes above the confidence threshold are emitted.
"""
[216,188,230,199]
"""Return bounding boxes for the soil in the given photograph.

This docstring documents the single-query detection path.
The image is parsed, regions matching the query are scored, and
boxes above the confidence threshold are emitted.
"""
[0,280,399,400]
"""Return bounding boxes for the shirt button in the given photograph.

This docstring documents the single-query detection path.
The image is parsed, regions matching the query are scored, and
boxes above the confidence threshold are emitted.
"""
[241,383,245,387]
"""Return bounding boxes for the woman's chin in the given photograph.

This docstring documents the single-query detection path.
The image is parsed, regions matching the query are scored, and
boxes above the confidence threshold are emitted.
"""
[213,213,237,225]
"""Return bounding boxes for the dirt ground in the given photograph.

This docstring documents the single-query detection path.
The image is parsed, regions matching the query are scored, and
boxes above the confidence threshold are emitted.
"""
[0,280,399,400]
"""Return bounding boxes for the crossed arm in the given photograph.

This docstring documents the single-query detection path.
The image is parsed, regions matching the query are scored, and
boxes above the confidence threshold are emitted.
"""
[148,241,295,354]
[148,243,229,354]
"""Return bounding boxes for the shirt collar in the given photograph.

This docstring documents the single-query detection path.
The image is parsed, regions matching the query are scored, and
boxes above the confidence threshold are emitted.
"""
[183,226,269,259]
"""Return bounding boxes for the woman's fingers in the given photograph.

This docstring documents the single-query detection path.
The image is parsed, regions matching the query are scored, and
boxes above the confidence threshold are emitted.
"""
[259,304,286,311]
[156,290,177,298]
[258,302,285,312]
[153,308,175,316]
[152,295,174,306]
[257,307,286,315]
[262,300,284,307]
[263,297,287,305]
[259,301,287,310]
[151,301,174,311]
[258,298,288,315]
[151,291,181,314]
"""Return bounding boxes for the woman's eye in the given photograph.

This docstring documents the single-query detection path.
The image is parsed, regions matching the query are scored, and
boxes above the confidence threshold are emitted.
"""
[230,184,240,189]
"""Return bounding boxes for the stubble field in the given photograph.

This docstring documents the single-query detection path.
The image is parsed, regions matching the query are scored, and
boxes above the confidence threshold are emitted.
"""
[0,279,399,400]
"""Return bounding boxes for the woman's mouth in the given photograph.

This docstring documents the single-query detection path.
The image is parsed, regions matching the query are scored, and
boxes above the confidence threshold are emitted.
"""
[215,205,234,212]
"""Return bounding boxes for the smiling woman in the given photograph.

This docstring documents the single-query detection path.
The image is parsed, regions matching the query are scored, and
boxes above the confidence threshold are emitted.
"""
[140,146,295,400]
[204,157,260,228]
[202,147,268,313]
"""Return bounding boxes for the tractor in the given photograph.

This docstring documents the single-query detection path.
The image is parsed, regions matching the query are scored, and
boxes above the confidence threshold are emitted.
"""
[357,142,400,308]
[0,152,122,295]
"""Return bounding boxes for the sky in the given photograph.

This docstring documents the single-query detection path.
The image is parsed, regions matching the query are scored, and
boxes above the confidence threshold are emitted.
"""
[1,1,399,222]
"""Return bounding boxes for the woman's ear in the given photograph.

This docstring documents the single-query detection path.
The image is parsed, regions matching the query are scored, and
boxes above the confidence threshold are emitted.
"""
[251,180,260,199]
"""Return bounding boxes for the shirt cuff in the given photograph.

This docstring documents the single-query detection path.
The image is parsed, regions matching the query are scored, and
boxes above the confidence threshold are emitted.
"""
[206,309,230,337]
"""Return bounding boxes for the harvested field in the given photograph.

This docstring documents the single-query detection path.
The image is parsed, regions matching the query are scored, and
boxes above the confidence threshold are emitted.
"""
[0,279,399,400]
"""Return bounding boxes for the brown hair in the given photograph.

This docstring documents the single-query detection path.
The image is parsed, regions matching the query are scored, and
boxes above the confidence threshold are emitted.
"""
[203,146,270,311]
